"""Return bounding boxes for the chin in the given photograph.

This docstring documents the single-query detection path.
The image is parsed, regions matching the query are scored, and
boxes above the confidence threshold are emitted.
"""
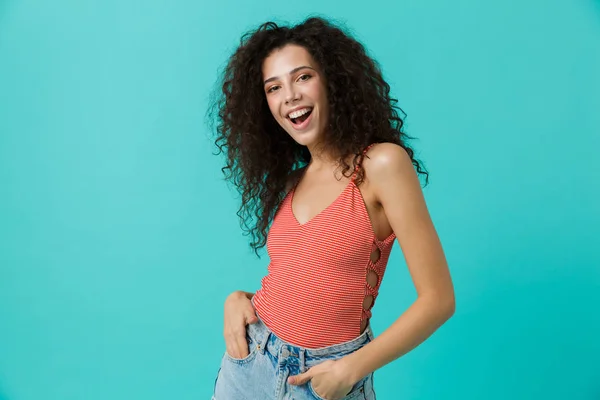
[285,125,324,146]
[290,133,320,147]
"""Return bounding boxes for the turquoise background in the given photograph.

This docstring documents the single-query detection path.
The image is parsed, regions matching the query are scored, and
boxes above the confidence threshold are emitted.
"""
[1,0,599,399]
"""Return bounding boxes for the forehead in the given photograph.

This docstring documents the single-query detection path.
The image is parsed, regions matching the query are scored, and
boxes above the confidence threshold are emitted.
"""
[262,44,316,79]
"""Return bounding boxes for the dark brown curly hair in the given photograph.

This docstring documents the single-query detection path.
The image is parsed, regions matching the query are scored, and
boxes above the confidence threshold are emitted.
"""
[208,16,428,254]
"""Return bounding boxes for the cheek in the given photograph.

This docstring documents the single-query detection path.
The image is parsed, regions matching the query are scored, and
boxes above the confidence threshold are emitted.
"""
[266,98,281,119]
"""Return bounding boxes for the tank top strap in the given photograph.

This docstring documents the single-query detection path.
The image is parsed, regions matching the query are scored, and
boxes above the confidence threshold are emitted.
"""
[351,143,377,181]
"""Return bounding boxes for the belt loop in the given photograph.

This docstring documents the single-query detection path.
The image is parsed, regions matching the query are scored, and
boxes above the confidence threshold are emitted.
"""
[367,326,375,342]
[300,348,307,373]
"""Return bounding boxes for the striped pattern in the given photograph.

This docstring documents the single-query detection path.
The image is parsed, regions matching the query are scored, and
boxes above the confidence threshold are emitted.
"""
[253,146,396,348]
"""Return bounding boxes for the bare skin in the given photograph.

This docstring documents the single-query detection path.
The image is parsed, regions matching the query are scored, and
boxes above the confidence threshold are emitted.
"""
[223,291,257,360]
[222,44,455,400]
[223,157,390,360]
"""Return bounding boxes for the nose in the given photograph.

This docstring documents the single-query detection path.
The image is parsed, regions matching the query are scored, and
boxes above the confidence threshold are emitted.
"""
[284,87,300,104]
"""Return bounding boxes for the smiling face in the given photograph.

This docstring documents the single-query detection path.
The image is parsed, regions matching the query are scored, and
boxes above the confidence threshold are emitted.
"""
[262,44,329,148]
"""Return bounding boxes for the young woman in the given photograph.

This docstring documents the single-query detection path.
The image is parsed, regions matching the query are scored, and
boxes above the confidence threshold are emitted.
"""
[209,16,455,400]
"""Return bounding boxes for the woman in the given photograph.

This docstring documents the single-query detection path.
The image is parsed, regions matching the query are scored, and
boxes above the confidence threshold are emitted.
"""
[209,16,455,400]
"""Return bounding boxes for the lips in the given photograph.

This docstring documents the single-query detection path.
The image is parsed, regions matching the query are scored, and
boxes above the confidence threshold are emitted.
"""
[288,108,313,131]
[287,106,313,119]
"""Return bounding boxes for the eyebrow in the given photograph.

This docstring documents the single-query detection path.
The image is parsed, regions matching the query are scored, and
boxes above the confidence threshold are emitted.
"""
[263,65,316,85]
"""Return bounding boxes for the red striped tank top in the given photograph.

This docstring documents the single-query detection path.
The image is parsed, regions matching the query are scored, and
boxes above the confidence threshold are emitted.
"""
[252,145,396,348]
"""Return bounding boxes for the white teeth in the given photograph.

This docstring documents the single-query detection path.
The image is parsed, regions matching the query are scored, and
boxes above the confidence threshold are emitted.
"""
[288,108,312,119]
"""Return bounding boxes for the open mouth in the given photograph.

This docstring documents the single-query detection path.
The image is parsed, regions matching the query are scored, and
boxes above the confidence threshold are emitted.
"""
[288,107,313,129]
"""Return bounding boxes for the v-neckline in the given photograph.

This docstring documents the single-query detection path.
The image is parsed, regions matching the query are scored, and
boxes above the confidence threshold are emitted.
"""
[289,179,355,227]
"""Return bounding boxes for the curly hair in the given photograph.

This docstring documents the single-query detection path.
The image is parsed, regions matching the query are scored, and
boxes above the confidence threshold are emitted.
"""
[208,16,428,254]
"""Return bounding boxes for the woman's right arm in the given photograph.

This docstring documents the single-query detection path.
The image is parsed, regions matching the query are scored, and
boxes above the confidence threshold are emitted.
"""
[223,290,258,359]
[223,169,304,357]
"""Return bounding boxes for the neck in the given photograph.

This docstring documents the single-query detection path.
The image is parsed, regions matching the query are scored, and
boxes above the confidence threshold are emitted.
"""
[306,141,337,168]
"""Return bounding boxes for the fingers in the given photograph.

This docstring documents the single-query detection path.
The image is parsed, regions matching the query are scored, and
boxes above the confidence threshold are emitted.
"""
[236,335,250,358]
[288,370,311,385]
[224,318,252,359]
[246,312,258,324]
[223,292,258,358]
[226,344,249,360]
[227,315,256,358]
[224,326,249,359]
[225,334,249,359]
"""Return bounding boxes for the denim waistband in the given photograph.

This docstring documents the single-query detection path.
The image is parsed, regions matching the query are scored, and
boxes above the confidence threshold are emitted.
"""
[247,298,374,365]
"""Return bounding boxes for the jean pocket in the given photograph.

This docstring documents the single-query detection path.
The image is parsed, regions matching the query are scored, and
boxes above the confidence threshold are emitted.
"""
[223,333,258,365]
[307,376,368,400]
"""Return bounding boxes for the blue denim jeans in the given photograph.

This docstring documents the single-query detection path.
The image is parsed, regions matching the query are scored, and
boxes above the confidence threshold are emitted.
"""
[212,315,376,400]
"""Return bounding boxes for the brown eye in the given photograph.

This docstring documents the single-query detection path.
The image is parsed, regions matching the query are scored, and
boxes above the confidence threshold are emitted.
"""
[267,85,280,93]
[298,74,311,81]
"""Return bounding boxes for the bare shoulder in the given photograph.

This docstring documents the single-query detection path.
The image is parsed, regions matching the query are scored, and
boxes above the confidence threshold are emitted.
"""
[362,142,416,182]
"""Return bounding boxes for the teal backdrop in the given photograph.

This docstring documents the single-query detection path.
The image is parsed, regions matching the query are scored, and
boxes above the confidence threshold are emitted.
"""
[1,0,599,399]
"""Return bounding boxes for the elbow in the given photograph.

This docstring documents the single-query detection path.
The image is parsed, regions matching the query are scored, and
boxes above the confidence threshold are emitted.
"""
[421,290,455,322]
[440,286,456,321]
[438,282,456,321]
[443,294,456,320]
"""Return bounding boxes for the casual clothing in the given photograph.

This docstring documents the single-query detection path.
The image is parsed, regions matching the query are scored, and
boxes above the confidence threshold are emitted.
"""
[253,144,395,348]
[213,144,393,398]
[212,305,376,400]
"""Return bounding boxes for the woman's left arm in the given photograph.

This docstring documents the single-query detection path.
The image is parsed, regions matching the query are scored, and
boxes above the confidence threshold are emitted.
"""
[339,143,455,383]
[289,143,455,391]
